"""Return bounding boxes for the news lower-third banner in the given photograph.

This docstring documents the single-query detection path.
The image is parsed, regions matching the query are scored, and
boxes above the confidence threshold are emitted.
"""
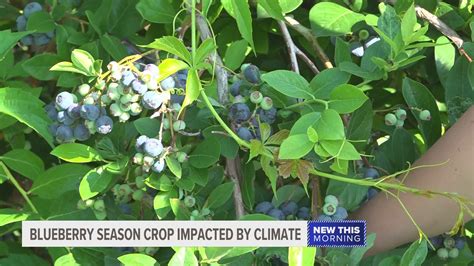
[22,220,366,247]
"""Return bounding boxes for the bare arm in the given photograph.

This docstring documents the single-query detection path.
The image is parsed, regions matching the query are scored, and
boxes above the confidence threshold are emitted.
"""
[353,107,474,256]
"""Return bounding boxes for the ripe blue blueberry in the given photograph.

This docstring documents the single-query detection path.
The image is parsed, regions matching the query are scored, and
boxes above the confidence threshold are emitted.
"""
[33,33,50,46]
[20,36,33,46]
[45,103,58,121]
[96,116,113,134]
[48,124,59,135]
[257,107,277,124]
[297,207,311,220]
[429,235,444,250]
[119,204,132,215]
[142,91,164,110]
[23,2,42,18]
[131,79,148,95]
[135,135,148,152]
[121,70,135,86]
[364,168,380,179]
[318,214,333,221]
[454,236,465,250]
[175,70,188,88]
[280,201,298,216]
[230,80,242,96]
[228,103,251,123]
[55,91,75,110]
[160,77,176,90]
[151,159,166,173]
[243,64,261,84]
[57,111,75,126]
[16,15,27,31]
[255,201,273,214]
[73,124,91,141]
[367,188,378,200]
[332,207,348,220]
[236,127,254,141]
[267,208,285,220]
[55,125,73,143]
[143,138,164,157]
[66,104,81,120]
[80,104,100,121]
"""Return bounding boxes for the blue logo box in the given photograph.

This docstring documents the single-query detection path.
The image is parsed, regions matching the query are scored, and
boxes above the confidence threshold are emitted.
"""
[307,220,366,247]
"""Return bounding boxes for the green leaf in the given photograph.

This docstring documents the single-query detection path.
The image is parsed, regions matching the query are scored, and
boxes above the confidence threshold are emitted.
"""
[154,190,178,219]
[402,78,441,148]
[249,139,265,161]
[51,143,103,163]
[79,165,115,200]
[349,233,376,265]
[434,36,455,89]
[307,127,319,143]
[54,253,80,266]
[71,49,96,76]
[242,163,255,210]
[224,39,249,71]
[189,138,220,168]
[279,0,303,13]
[0,209,30,227]
[258,0,284,20]
[321,140,361,160]
[347,101,373,150]
[30,164,91,199]
[445,57,473,123]
[261,156,278,196]
[310,68,351,99]
[378,5,401,40]
[136,0,176,24]
[50,62,89,76]
[339,62,384,80]
[157,58,189,82]
[400,239,428,266]
[195,38,216,66]
[401,4,416,44]
[0,30,31,61]
[279,134,313,160]
[328,84,368,114]
[314,109,345,140]
[290,112,321,135]
[0,149,44,181]
[133,117,160,137]
[22,53,61,81]
[165,157,182,179]
[288,247,317,266]
[100,34,129,61]
[261,70,313,100]
[118,253,157,266]
[205,182,235,209]
[231,0,255,50]
[0,88,54,147]
[26,11,55,33]
[271,184,305,207]
[335,38,352,66]
[309,2,364,37]
[144,36,192,64]
[169,248,198,266]
[180,69,202,115]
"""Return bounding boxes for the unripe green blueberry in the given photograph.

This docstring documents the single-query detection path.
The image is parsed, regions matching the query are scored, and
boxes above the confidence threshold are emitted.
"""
[419,109,431,121]
[176,152,187,163]
[132,190,144,201]
[322,202,337,216]
[163,119,170,130]
[93,199,105,212]
[358,29,369,41]
[85,199,95,208]
[173,120,186,131]
[133,153,144,165]
[135,176,146,189]
[233,95,246,104]
[144,247,158,256]
[130,94,141,103]
[95,80,106,91]
[94,209,107,220]
[119,102,131,112]
[444,237,455,249]
[143,156,155,167]
[250,91,263,104]
[120,94,133,104]
[191,210,200,217]
[119,184,133,196]
[395,119,404,128]
[260,97,273,110]
[119,112,130,122]
[171,103,182,112]
[201,208,211,216]
[83,96,95,105]
[107,83,121,101]
[384,113,397,126]
[78,84,91,96]
[101,94,112,105]
[395,109,407,120]
[448,247,459,259]
[324,195,339,206]
[437,248,449,260]
[117,84,130,95]
[129,103,142,116]
[109,103,123,117]
[77,200,87,210]
[184,195,196,208]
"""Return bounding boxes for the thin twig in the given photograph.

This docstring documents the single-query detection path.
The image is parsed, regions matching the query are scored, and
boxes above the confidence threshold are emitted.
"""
[195,12,245,218]
[414,6,472,62]
[284,16,334,69]
[295,46,320,74]
[278,21,300,73]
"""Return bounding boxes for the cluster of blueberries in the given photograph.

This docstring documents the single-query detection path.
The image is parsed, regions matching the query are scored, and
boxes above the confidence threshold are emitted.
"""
[133,135,166,174]
[16,2,54,46]
[112,176,146,204]
[385,108,431,128]
[430,234,465,260]
[317,195,349,221]
[77,198,107,220]
[45,90,113,143]
[255,201,311,220]
[228,64,278,141]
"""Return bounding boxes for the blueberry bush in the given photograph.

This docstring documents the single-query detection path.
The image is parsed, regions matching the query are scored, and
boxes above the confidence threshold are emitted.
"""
[0,0,473,265]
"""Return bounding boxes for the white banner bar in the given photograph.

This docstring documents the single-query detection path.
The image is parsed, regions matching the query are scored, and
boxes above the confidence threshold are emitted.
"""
[22,221,307,247]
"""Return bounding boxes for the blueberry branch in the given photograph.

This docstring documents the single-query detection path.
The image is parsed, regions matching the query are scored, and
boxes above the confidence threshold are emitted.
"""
[0,162,39,214]
[277,21,299,73]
